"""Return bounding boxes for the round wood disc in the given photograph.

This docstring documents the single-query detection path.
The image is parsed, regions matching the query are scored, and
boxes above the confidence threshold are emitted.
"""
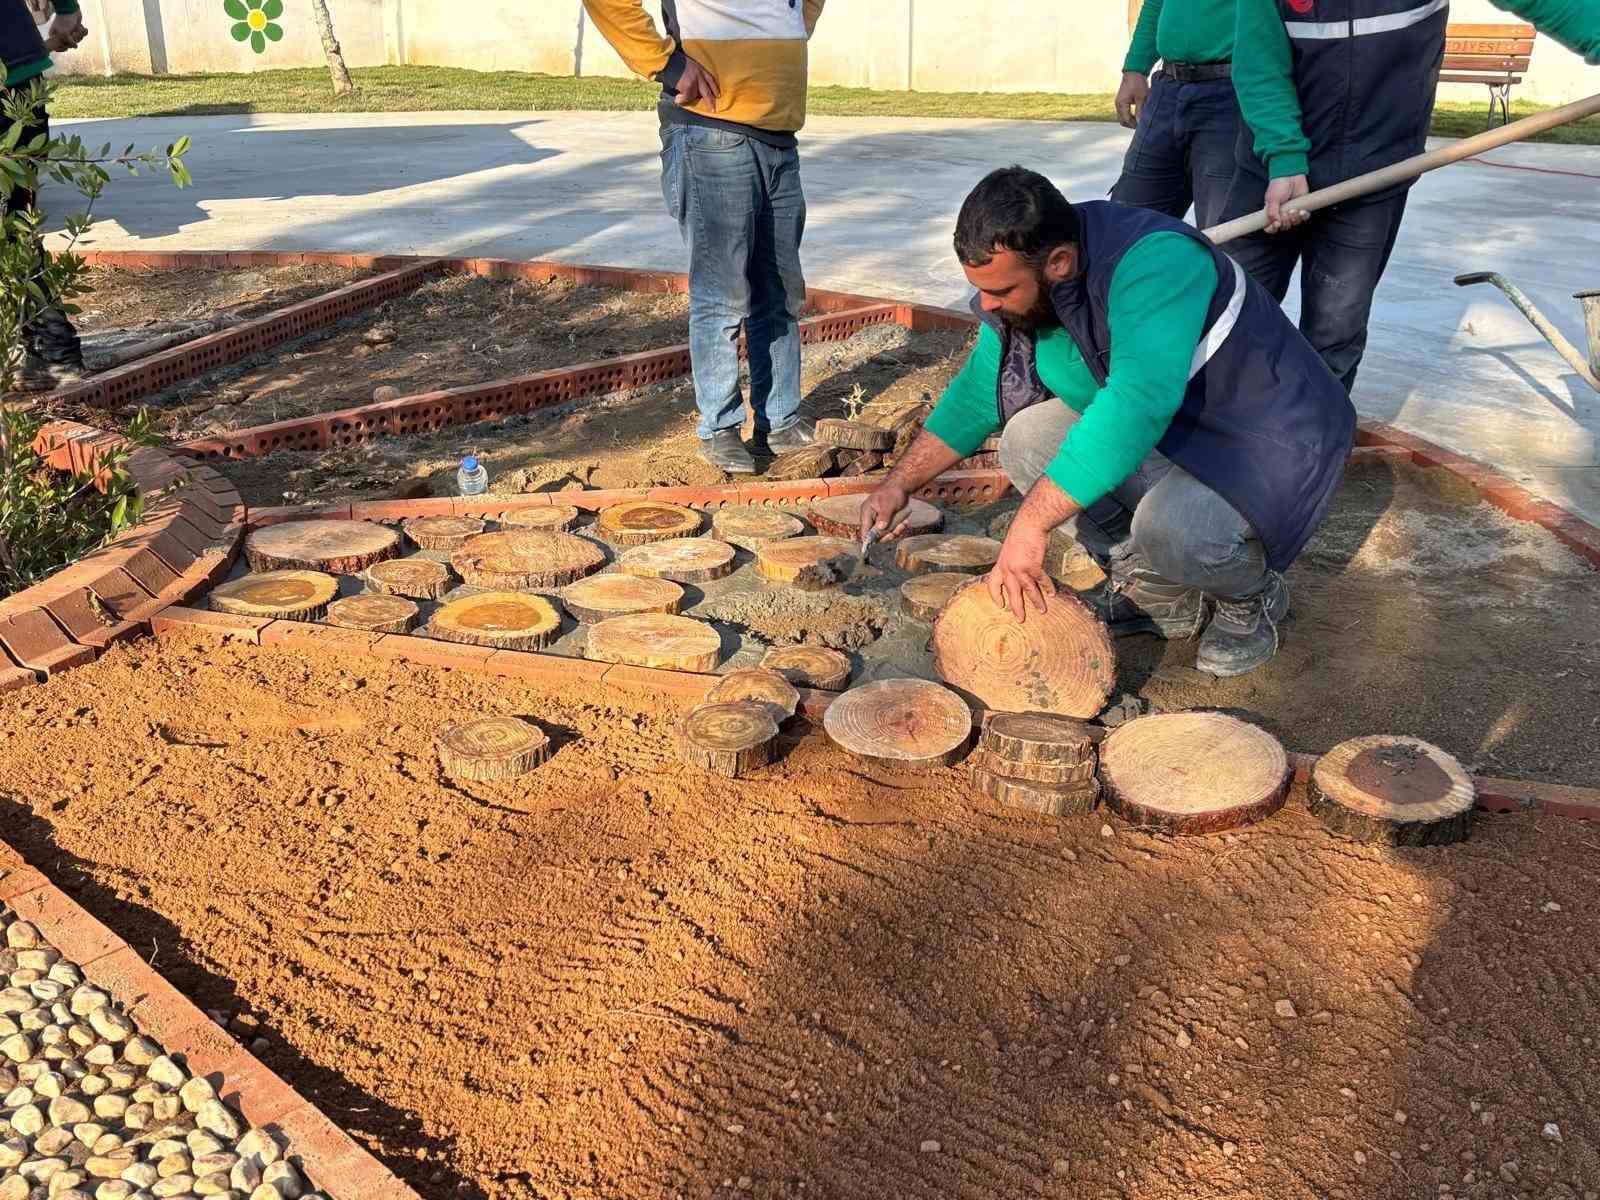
[403,515,485,553]
[896,534,1002,575]
[364,557,454,600]
[325,593,419,634]
[1310,735,1475,846]
[822,679,973,770]
[677,702,778,778]
[245,520,401,574]
[501,505,582,532]
[428,591,564,651]
[451,531,606,590]
[585,613,722,673]
[436,716,550,781]
[972,766,1101,817]
[815,418,894,451]
[969,749,1096,787]
[209,570,338,621]
[754,536,857,585]
[704,668,801,721]
[978,710,1096,768]
[1100,712,1291,835]
[932,580,1115,718]
[761,644,852,691]
[561,574,685,624]
[712,507,806,552]
[615,538,736,584]
[901,572,968,623]
[596,501,703,547]
[806,494,942,542]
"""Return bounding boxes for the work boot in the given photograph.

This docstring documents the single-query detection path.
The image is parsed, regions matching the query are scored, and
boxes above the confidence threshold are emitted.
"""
[1088,566,1206,640]
[12,306,86,392]
[1196,572,1291,677]
[699,428,756,475]
[763,417,815,455]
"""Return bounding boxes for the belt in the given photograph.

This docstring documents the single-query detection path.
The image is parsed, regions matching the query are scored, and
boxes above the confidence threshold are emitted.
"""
[1166,60,1232,83]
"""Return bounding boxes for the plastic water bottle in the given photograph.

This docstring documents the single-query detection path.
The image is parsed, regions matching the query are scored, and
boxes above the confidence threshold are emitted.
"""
[456,454,488,496]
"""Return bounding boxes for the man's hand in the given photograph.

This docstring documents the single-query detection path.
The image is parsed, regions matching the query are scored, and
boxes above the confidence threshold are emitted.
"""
[1264,174,1311,234]
[43,10,87,52]
[1114,71,1150,130]
[674,56,720,109]
[986,521,1055,622]
[858,482,909,543]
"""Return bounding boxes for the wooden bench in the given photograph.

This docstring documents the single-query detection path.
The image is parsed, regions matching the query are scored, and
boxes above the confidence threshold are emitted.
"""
[1440,23,1537,129]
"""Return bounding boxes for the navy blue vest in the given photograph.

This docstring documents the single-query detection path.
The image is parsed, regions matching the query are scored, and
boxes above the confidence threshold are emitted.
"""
[0,3,46,75]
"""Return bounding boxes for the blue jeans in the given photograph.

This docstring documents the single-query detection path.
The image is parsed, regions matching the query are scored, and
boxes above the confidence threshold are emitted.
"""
[661,123,807,439]
[1109,73,1241,230]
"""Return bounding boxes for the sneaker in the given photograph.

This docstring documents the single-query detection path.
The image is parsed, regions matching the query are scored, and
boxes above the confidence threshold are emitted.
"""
[1088,568,1206,640]
[1196,572,1291,677]
[698,428,756,475]
[764,418,815,455]
[11,349,85,392]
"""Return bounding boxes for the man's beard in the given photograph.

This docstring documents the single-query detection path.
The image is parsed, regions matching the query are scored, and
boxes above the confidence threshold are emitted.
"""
[1003,285,1059,336]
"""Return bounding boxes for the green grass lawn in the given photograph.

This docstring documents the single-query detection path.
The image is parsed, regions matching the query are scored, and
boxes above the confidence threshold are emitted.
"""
[51,65,1600,145]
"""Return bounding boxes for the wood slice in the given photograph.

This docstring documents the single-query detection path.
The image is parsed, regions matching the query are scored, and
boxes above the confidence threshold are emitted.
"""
[615,537,737,584]
[754,536,858,586]
[704,668,801,722]
[895,534,1002,575]
[595,501,703,547]
[325,593,419,634]
[1099,712,1291,835]
[932,580,1115,718]
[677,702,777,778]
[436,716,550,781]
[712,507,806,552]
[888,402,932,454]
[209,570,338,621]
[428,591,564,651]
[560,574,685,624]
[815,418,893,451]
[838,450,886,477]
[501,505,582,532]
[901,572,969,623]
[968,749,1096,786]
[807,494,943,542]
[972,767,1101,817]
[765,445,837,481]
[363,557,453,600]
[451,530,607,590]
[403,515,485,552]
[989,512,1106,589]
[978,710,1097,767]
[760,644,852,691]
[585,613,722,672]
[822,679,973,771]
[1309,735,1475,846]
[981,433,1002,452]
[244,520,401,574]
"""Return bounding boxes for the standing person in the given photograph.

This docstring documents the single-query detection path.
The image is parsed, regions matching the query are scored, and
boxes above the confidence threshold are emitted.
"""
[581,0,825,474]
[1221,0,1600,395]
[1111,0,1243,229]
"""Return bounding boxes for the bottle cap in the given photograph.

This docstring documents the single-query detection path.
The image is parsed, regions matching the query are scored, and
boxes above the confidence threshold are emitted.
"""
[462,455,479,472]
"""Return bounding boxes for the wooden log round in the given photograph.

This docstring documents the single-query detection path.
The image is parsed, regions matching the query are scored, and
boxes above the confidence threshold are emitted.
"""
[363,557,454,600]
[1309,735,1476,846]
[932,579,1115,718]
[754,536,858,585]
[677,702,777,778]
[595,500,704,547]
[560,574,685,624]
[764,445,837,481]
[1099,711,1291,835]
[838,450,886,477]
[711,507,806,552]
[978,710,1097,767]
[585,613,722,673]
[901,572,969,623]
[760,644,852,691]
[615,537,737,584]
[968,749,1097,786]
[209,570,338,621]
[704,668,801,722]
[806,494,942,542]
[436,716,551,781]
[501,505,582,532]
[245,519,401,574]
[815,418,894,451]
[403,514,485,553]
[895,534,1002,576]
[822,679,973,771]
[451,530,607,590]
[989,512,1106,590]
[972,767,1102,817]
[427,591,564,651]
[325,593,419,634]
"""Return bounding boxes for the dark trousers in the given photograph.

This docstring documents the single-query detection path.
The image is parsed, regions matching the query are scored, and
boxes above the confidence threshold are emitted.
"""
[1109,73,1241,230]
[1,87,80,364]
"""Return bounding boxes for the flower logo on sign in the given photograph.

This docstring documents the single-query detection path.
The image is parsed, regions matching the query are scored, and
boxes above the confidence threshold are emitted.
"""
[225,0,283,53]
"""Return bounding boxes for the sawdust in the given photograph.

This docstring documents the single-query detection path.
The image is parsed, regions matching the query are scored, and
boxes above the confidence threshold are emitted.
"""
[696,586,894,651]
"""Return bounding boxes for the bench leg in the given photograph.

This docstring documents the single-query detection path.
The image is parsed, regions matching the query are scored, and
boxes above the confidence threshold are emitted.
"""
[1485,83,1512,130]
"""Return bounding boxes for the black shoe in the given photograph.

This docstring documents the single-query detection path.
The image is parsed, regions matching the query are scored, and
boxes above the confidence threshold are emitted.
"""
[699,429,757,475]
[1197,572,1290,676]
[1088,569,1206,640]
[764,418,815,455]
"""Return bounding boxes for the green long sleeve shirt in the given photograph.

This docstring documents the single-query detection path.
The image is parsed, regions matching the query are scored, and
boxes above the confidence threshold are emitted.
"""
[5,0,79,89]
[924,233,1217,509]
[1123,0,1237,74]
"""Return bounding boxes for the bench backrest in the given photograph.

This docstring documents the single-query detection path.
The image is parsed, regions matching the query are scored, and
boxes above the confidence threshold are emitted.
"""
[1441,23,1535,84]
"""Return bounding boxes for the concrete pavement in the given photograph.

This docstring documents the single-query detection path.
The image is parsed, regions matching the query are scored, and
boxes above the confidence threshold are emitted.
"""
[54,109,1600,524]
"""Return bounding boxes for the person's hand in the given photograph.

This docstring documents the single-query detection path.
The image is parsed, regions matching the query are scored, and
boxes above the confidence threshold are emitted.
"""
[43,10,87,52]
[674,56,720,109]
[986,522,1055,622]
[1264,174,1311,234]
[859,482,909,544]
[1114,71,1150,130]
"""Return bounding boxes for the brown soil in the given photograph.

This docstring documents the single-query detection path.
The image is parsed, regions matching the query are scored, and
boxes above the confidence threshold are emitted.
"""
[75,263,370,333]
[3,636,1598,1200]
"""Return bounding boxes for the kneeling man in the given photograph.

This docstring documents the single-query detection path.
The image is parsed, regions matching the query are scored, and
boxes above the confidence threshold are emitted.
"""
[861,167,1354,676]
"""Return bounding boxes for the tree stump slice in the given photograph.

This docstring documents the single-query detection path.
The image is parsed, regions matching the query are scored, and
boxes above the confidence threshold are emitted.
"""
[403,515,485,553]
[1309,735,1475,846]
[1100,711,1291,835]
[596,501,704,547]
[932,580,1115,718]
[244,520,401,574]
[436,716,550,781]
[704,668,801,722]
[363,557,454,600]
[501,505,582,532]
[895,534,1002,575]
[807,494,942,542]
[615,537,737,584]
[428,591,564,651]
[677,702,777,777]
[209,570,338,621]
[326,593,419,634]
[761,644,852,691]
[901,572,969,623]
[754,537,858,587]
[969,750,1096,786]
[823,679,973,771]
[838,450,886,477]
[989,512,1106,589]
[451,530,607,590]
[972,767,1102,817]
[978,710,1097,768]
[585,613,722,673]
[712,507,806,552]
[765,445,837,481]
[815,418,894,451]
[560,574,685,624]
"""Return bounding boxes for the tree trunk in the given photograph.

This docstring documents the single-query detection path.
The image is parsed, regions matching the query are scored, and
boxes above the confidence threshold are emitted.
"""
[312,0,355,97]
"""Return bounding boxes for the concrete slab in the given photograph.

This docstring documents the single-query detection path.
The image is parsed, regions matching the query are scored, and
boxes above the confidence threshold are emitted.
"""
[54,109,1600,524]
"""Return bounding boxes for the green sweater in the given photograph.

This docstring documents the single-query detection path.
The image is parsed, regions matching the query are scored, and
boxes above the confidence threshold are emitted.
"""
[1123,0,1237,74]
[924,233,1217,509]
[5,0,78,89]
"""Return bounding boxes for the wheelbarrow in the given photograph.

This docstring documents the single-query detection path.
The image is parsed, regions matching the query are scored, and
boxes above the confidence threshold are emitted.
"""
[1451,273,1600,393]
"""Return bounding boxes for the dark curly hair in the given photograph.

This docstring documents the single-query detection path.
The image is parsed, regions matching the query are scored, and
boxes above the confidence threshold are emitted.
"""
[953,166,1081,269]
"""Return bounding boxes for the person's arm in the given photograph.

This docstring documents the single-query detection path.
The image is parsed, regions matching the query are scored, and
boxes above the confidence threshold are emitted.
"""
[1488,0,1600,62]
[1231,0,1312,229]
[1123,0,1164,74]
[581,0,717,107]
[804,0,824,37]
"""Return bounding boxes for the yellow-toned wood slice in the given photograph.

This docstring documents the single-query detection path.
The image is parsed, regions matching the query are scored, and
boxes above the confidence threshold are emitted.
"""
[806,494,942,542]
[901,572,972,623]
[677,701,777,777]
[500,505,582,532]
[585,613,722,673]
[760,644,852,691]
[325,593,419,634]
[403,514,485,552]
[968,750,1097,786]
[595,500,704,548]
[1100,712,1291,835]
[245,519,400,574]
[972,767,1101,817]
[209,570,338,621]
[428,591,564,651]
[615,537,736,584]
[978,710,1097,768]
[712,507,806,552]
[815,418,894,451]
[823,678,973,770]
[704,668,801,722]
[451,530,606,590]
[560,574,685,624]
[437,716,550,781]
[754,536,857,586]
[363,557,453,600]
[896,534,1002,576]
[1310,735,1475,846]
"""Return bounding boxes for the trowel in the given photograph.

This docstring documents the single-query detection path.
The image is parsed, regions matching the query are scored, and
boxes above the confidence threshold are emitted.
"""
[790,513,887,591]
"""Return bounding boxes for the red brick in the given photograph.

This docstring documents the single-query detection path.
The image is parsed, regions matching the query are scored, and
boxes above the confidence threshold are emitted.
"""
[601,664,718,705]
[370,635,496,670]
[8,884,123,966]
[151,606,270,643]
[259,623,382,652]
[248,504,350,526]
[84,946,211,1045]
[349,498,457,521]
[1548,515,1600,569]
[41,588,115,643]
[532,487,651,514]
[0,666,40,693]
[0,863,47,901]
[1474,775,1600,821]
[0,608,93,675]
[795,687,837,722]
[119,546,182,598]
[88,566,157,620]
[735,481,829,507]
[270,1103,421,1200]
[120,520,201,578]
[77,620,145,651]
[484,650,609,688]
